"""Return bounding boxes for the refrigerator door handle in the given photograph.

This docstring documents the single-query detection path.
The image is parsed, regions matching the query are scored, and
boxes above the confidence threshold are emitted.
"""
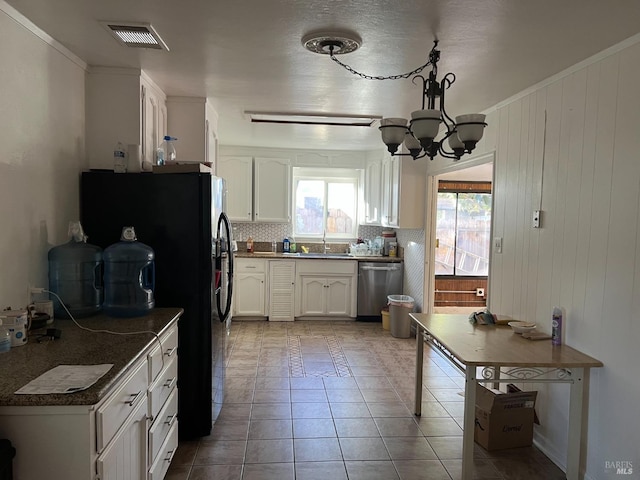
[216,212,234,322]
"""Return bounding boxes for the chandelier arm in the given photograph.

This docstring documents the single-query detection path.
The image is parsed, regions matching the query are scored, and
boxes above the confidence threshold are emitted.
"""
[437,144,462,160]
[436,136,463,160]
[438,75,457,130]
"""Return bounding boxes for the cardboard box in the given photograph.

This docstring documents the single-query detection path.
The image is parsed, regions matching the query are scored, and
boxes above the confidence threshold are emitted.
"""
[474,384,537,451]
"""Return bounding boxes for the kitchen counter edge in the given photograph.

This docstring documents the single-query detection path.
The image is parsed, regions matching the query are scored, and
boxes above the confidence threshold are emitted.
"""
[235,253,403,262]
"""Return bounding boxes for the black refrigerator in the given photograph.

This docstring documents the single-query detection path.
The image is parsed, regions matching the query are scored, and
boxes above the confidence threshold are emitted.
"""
[80,171,234,440]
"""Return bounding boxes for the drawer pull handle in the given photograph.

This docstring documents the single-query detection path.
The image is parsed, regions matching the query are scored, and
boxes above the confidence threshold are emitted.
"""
[165,413,177,427]
[164,347,176,357]
[164,450,175,463]
[125,390,144,407]
[164,377,177,389]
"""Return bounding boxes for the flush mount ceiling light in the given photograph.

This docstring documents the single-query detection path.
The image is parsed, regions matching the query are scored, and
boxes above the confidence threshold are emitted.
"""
[100,22,169,50]
[304,34,487,161]
[245,111,380,127]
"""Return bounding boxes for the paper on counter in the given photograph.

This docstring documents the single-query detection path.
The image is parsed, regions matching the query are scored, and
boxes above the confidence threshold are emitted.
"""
[15,364,113,394]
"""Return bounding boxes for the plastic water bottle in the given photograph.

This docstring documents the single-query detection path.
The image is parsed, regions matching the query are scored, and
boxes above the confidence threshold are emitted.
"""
[48,221,104,318]
[551,306,563,346]
[156,135,177,166]
[113,141,127,173]
[103,227,155,317]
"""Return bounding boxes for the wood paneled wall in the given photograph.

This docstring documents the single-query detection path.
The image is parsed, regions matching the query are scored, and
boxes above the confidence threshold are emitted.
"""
[427,38,640,478]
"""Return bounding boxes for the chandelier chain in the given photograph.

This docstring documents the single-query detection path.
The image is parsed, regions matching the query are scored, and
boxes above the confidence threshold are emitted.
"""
[328,45,433,80]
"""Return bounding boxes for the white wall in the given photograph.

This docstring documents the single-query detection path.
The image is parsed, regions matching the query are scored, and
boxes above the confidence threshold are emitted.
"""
[429,37,640,478]
[0,2,87,308]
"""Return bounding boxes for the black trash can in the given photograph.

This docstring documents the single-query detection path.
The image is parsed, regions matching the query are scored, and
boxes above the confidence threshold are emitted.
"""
[0,439,15,480]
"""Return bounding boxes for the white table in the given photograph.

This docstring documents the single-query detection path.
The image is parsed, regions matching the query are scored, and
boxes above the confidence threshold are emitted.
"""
[410,313,603,480]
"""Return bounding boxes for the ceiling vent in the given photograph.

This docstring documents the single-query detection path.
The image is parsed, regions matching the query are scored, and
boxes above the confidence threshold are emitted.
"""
[101,22,169,51]
[245,112,381,128]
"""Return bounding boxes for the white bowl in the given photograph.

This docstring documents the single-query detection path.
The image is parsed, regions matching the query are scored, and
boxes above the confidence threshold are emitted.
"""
[508,321,537,334]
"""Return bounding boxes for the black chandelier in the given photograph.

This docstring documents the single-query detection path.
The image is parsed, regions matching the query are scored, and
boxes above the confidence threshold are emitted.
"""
[303,34,487,161]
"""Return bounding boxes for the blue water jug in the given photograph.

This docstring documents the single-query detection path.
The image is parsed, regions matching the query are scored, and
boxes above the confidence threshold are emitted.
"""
[103,227,155,317]
[48,221,103,318]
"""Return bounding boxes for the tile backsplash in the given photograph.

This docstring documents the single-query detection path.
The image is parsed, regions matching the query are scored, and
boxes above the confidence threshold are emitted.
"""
[231,222,425,313]
[231,222,384,243]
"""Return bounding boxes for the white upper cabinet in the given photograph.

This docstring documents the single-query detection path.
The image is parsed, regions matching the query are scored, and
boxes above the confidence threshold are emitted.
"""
[381,152,426,228]
[364,154,382,225]
[254,157,291,223]
[166,96,219,165]
[217,156,291,223]
[217,156,253,222]
[86,67,166,171]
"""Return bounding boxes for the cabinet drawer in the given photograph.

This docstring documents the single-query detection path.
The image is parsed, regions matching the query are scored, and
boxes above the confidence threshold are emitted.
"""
[148,422,178,480]
[149,357,178,420]
[149,388,178,463]
[236,258,266,273]
[97,359,149,452]
[148,326,178,382]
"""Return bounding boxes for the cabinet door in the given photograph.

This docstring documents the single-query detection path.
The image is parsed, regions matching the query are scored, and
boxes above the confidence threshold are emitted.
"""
[142,84,158,168]
[364,159,382,225]
[218,156,253,222]
[381,155,400,227]
[269,261,296,321]
[96,396,148,480]
[299,277,326,316]
[234,273,266,316]
[325,277,352,316]
[254,157,291,222]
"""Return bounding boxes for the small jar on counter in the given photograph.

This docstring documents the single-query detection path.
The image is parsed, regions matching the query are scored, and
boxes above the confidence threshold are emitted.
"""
[388,242,398,257]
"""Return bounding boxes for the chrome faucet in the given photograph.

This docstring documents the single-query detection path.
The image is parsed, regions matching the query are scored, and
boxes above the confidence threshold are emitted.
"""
[322,230,330,254]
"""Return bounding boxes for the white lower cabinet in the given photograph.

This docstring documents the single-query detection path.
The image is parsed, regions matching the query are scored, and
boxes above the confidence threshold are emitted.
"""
[0,316,179,480]
[268,260,296,321]
[97,395,149,480]
[233,258,357,319]
[295,260,357,318]
[234,258,267,317]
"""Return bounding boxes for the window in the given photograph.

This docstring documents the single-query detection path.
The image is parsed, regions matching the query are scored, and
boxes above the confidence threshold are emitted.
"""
[293,168,359,239]
[435,186,491,276]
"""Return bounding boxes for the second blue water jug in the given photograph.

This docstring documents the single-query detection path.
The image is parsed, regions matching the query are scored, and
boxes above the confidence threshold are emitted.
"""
[103,227,155,317]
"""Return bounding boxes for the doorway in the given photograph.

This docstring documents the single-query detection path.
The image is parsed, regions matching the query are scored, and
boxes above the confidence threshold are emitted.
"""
[425,155,494,314]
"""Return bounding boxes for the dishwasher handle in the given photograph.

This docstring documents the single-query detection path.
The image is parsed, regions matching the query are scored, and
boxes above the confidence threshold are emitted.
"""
[360,265,402,271]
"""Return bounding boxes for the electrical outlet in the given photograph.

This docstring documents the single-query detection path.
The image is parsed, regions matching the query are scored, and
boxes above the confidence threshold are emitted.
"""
[476,288,485,297]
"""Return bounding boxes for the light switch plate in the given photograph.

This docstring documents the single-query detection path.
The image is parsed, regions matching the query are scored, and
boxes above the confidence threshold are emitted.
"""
[533,210,541,228]
[494,237,502,254]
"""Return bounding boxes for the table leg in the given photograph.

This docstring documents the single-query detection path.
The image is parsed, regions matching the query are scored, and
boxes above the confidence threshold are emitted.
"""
[566,367,586,480]
[414,325,424,416]
[493,365,501,390]
[462,365,477,480]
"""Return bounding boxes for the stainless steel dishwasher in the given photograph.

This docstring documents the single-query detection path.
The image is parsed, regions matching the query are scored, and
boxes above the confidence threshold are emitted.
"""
[357,261,403,320]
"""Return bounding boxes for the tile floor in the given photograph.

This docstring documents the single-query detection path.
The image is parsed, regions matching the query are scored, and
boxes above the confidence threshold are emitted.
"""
[167,320,565,480]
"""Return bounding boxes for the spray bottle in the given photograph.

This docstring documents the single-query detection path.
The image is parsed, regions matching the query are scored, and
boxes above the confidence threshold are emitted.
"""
[551,306,563,346]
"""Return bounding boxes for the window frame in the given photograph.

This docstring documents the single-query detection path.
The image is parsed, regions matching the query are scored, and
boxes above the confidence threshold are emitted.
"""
[435,181,492,278]
[292,167,360,241]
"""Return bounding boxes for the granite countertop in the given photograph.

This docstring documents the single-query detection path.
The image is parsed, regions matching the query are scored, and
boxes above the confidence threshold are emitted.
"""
[0,307,182,408]
[234,252,403,263]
